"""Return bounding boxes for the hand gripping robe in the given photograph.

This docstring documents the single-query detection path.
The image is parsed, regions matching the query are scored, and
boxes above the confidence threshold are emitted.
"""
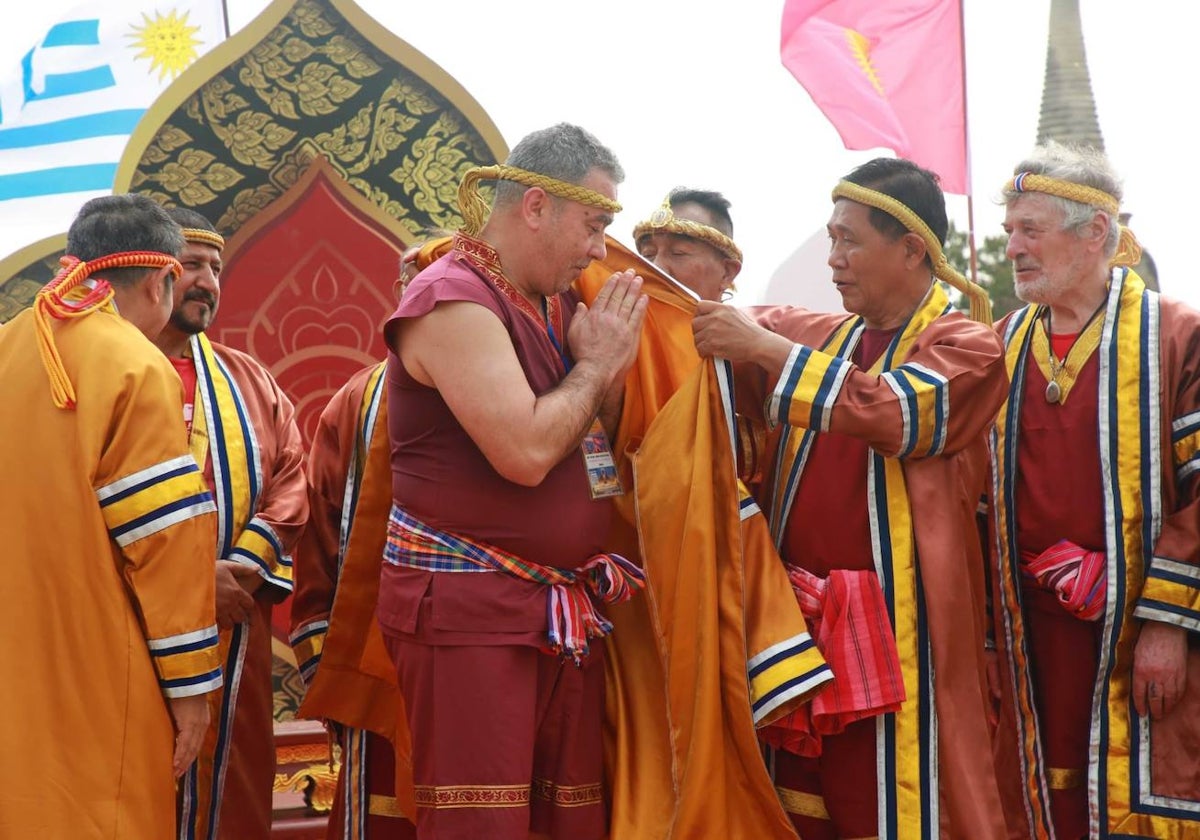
[291,360,416,839]
[751,283,1013,840]
[0,292,222,838]
[990,267,1200,840]
[576,239,832,840]
[175,333,309,840]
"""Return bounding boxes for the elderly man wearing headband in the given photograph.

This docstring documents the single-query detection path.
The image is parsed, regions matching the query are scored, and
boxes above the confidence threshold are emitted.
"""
[153,207,309,840]
[0,195,222,837]
[634,187,743,302]
[692,157,1012,839]
[987,142,1200,840]
[377,123,648,840]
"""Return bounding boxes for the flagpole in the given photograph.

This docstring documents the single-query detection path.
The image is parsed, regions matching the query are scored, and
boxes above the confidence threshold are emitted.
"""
[220,0,232,38]
[959,0,980,287]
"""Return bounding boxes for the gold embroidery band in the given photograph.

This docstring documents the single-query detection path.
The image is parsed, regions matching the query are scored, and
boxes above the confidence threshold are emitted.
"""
[368,794,408,818]
[776,786,830,819]
[832,181,992,324]
[414,783,530,810]
[1006,172,1142,268]
[531,778,604,808]
[181,227,225,251]
[632,196,743,262]
[1047,767,1085,790]
[458,165,622,235]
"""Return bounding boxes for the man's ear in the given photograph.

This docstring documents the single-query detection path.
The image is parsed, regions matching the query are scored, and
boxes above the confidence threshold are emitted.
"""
[146,265,173,306]
[902,231,929,270]
[722,258,743,285]
[521,187,551,229]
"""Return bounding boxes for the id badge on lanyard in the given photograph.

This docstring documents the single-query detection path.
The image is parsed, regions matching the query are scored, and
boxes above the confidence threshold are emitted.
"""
[545,299,623,499]
[581,419,624,499]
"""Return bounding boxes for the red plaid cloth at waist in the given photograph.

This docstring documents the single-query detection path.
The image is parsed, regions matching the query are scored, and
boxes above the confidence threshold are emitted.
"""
[761,565,906,758]
[384,505,645,663]
[1020,538,1107,622]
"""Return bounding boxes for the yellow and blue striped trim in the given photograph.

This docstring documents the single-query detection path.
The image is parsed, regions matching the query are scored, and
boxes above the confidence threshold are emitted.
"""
[767,319,862,542]
[747,633,830,725]
[990,304,1056,839]
[879,363,949,458]
[769,344,855,433]
[289,618,329,686]
[148,625,223,698]
[96,454,216,547]
[1170,409,1200,485]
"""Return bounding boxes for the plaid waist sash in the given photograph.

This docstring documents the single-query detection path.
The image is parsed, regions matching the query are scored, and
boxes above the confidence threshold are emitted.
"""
[761,565,906,758]
[384,505,645,663]
[1021,538,1107,622]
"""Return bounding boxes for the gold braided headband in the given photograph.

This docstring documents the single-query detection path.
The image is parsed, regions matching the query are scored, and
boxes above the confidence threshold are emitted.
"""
[1006,172,1142,268]
[34,252,184,409]
[632,197,743,262]
[181,227,225,250]
[457,165,622,236]
[833,181,992,324]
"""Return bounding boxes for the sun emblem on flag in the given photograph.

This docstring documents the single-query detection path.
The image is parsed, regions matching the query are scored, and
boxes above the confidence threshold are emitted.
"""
[127,10,204,81]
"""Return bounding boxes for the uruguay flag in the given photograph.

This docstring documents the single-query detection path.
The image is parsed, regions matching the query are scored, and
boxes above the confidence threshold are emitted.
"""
[0,1,226,221]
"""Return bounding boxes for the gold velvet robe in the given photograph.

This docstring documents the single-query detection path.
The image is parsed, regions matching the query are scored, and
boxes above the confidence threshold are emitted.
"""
[0,305,221,839]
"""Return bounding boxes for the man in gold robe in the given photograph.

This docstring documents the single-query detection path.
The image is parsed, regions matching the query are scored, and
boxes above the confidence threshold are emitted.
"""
[0,195,222,838]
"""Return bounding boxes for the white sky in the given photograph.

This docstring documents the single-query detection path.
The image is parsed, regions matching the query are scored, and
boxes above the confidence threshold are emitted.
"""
[0,0,1195,309]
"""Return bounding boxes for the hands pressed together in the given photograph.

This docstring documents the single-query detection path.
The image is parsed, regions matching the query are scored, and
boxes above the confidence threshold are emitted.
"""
[569,269,649,382]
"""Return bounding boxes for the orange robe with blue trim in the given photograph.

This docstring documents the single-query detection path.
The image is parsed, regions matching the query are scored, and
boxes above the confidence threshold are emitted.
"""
[0,304,222,839]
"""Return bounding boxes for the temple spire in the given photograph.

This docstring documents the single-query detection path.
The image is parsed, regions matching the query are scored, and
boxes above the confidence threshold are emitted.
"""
[1036,0,1104,149]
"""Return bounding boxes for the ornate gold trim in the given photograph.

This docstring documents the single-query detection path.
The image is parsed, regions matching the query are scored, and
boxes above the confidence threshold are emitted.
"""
[0,232,68,299]
[1047,766,1084,790]
[113,0,508,195]
[220,155,413,262]
[276,743,332,764]
[368,794,409,818]
[775,785,830,819]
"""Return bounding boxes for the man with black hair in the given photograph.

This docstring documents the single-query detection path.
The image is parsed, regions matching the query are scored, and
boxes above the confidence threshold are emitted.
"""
[0,195,222,837]
[693,157,1011,838]
[156,207,309,840]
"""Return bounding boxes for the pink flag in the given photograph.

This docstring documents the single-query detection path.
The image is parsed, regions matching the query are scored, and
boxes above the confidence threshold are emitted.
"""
[781,0,969,194]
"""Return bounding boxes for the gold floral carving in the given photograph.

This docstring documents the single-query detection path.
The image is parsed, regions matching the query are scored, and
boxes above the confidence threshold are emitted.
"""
[274,764,339,813]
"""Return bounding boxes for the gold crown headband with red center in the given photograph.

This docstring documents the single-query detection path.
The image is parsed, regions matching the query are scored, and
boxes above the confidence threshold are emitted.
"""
[631,197,743,263]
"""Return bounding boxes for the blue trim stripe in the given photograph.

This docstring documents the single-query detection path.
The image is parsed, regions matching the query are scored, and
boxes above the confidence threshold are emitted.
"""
[201,356,236,556]
[245,519,284,563]
[808,356,848,430]
[42,19,100,47]
[150,634,220,658]
[747,636,818,679]
[1146,567,1200,589]
[0,109,144,149]
[776,345,810,425]
[290,622,327,647]
[99,463,201,507]
[109,493,215,540]
[753,663,833,712]
[162,667,223,690]
[1172,411,1200,442]
[0,163,116,200]
[906,365,949,455]
[215,353,260,504]
[1137,600,1200,624]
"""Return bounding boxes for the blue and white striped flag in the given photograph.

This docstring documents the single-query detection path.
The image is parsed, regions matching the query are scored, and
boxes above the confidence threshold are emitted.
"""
[0,0,226,225]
